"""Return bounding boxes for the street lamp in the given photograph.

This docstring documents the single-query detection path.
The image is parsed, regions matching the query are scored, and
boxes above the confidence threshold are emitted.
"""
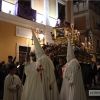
[38,31,44,41]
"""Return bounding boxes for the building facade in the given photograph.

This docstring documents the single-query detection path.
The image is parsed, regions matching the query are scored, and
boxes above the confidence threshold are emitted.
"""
[73,1,100,62]
[0,0,74,62]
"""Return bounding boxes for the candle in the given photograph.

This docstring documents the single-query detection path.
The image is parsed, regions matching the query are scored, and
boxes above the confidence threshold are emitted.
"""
[36,28,39,33]
[71,23,74,28]
[85,37,87,43]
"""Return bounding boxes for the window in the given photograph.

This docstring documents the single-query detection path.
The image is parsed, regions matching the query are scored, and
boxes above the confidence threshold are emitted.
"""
[19,46,31,63]
[18,0,31,8]
[58,2,65,21]
[2,0,16,15]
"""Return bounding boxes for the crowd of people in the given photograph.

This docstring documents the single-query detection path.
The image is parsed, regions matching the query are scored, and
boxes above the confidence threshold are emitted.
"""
[0,30,100,100]
[0,53,100,100]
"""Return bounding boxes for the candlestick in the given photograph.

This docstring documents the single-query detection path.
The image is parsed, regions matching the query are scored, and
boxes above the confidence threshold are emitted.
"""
[71,23,74,28]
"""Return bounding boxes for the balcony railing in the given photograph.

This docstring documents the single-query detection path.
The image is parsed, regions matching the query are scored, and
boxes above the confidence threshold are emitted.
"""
[16,3,36,21]
[1,0,36,22]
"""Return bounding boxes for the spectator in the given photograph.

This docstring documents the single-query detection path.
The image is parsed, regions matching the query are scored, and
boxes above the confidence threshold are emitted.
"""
[56,57,65,93]
[49,53,59,78]
[6,56,13,75]
[90,61,97,86]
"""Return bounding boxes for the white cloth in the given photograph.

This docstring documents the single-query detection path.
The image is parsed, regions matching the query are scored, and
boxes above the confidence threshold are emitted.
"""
[60,58,87,100]
[3,74,21,100]
[21,54,59,100]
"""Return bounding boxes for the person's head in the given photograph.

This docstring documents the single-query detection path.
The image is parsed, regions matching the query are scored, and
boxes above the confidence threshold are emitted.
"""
[59,57,64,64]
[49,53,54,60]
[1,61,5,66]
[9,64,17,75]
[8,56,13,63]
[30,52,36,62]
[44,49,49,56]
[91,61,95,64]
[1,61,5,64]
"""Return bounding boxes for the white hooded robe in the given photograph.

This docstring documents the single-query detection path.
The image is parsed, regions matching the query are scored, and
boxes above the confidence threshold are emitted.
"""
[36,54,60,100]
[21,29,59,100]
[60,58,87,100]
[21,55,60,100]
[21,62,43,100]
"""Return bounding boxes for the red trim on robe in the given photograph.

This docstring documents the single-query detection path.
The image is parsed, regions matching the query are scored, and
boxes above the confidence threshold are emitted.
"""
[37,65,43,82]
[62,66,66,75]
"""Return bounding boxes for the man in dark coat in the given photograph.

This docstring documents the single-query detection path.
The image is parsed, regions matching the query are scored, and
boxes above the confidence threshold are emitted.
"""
[56,57,65,93]
[90,61,97,86]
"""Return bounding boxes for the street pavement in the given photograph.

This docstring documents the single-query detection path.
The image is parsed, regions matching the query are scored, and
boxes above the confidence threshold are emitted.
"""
[0,85,100,100]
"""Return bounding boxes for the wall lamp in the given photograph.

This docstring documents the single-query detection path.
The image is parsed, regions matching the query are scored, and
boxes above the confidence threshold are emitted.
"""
[31,28,45,45]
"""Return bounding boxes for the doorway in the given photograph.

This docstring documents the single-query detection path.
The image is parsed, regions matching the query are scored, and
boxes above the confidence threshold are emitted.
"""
[19,46,31,63]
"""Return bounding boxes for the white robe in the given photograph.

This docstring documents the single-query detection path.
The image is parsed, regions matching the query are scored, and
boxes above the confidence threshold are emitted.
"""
[21,54,59,100]
[3,74,21,100]
[21,62,39,100]
[60,58,87,100]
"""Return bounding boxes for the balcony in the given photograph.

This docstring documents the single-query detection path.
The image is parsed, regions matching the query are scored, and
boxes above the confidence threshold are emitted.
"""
[0,0,57,27]
[1,0,36,21]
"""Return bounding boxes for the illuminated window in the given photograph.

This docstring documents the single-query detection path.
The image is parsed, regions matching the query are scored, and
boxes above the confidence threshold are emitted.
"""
[2,0,16,15]
[18,0,31,8]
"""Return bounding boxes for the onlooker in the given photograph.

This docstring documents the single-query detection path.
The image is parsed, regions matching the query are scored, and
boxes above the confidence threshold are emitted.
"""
[29,52,36,62]
[56,57,65,93]
[49,53,58,68]
[3,64,21,100]
[96,62,100,85]
[97,66,100,85]
[90,61,97,86]
[7,56,13,64]
[96,62,100,69]
[6,56,13,75]
[0,61,6,99]
[49,53,59,78]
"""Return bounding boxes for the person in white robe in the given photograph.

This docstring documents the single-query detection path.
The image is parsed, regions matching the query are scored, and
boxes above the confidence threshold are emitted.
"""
[21,29,59,100]
[3,64,21,100]
[60,35,87,100]
[21,53,36,100]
